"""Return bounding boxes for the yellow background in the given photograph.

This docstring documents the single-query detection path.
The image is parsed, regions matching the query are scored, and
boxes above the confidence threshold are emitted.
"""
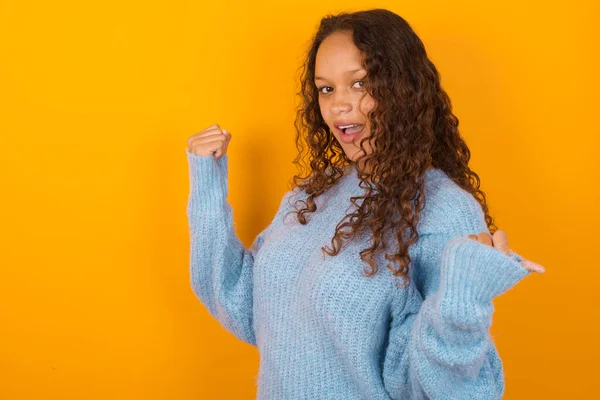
[1,0,598,398]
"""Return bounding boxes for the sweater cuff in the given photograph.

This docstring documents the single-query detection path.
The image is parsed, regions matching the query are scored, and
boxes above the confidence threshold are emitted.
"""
[440,236,531,306]
[186,149,229,213]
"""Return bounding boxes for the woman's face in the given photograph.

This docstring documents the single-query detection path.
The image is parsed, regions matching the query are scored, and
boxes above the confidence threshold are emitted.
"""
[315,30,376,162]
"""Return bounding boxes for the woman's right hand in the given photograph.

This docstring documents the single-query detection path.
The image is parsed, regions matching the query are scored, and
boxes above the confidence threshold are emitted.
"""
[187,123,232,160]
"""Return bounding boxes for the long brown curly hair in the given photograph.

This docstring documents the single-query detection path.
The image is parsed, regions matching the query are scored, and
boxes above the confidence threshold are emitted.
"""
[288,8,497,288]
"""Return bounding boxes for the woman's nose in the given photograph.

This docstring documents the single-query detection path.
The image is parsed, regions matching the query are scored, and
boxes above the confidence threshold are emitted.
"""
[331,93,352,114]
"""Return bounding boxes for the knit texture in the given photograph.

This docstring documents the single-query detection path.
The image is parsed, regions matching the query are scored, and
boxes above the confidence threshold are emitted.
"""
[186,149,531,400]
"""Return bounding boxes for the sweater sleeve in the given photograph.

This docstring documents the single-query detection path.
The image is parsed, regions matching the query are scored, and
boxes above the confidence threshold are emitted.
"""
[186,149,294,346]
[382,232,532,399]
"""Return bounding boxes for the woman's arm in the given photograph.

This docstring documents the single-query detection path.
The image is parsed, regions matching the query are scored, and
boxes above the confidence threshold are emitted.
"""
[186,149,293,345]
[382,231,531,400]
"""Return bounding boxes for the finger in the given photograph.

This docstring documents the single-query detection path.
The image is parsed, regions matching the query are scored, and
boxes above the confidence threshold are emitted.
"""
[202,128,225,137]
[191,139,226,156]
[201,123,220,132]
[192,128,224,144]
[189,135,227,148]
[520,259,546,273]
[187,126,224,149]
[188,125,219,146]
[467,234,477,241]
[492,229,510,254]
[198,124,221,133]
[222,129,232,146]
[215,135,228,159]
[221,129,231,142]
[478,232,493,247]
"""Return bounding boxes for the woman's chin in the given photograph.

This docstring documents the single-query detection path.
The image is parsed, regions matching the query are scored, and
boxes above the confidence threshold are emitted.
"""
[347,148,367,162]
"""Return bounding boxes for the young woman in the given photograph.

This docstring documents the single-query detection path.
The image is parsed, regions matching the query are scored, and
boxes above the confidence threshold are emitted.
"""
[185,8,545,400]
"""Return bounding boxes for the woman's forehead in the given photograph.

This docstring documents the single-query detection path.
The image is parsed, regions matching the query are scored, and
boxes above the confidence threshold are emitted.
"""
[315,33,365,78]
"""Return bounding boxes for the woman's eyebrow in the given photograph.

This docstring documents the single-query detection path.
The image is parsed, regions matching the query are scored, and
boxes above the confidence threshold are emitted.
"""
[315,68,365,81]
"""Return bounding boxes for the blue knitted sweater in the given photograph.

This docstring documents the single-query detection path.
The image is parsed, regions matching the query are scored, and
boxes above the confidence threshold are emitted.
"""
[186,149,531,399]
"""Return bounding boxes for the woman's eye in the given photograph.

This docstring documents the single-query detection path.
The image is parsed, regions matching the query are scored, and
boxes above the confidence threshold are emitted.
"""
[317,80,365,94]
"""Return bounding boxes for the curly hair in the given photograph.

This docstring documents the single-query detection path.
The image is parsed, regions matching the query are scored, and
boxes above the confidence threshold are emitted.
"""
[288,8,497,288]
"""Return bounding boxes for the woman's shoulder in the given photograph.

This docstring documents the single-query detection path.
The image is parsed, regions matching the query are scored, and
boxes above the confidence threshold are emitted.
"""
[417,168,488,236]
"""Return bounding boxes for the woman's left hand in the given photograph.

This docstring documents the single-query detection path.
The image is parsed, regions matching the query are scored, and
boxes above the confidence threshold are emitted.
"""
[467,230,546,274]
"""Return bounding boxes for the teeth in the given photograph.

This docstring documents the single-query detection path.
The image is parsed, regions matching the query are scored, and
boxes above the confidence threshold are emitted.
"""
[339,124,359,129]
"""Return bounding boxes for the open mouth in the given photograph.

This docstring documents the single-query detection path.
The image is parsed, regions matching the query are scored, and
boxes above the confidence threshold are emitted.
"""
[335,124,365,144]
[337,124,364,135]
